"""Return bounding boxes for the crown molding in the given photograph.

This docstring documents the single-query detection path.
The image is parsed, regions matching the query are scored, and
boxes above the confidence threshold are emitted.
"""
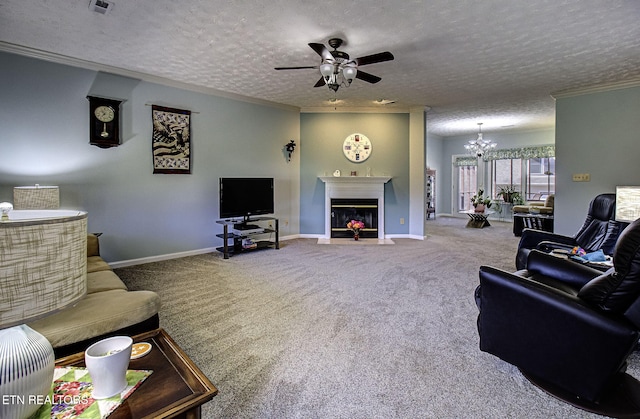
[300,106,410,114]
[551,77,640,99]
[0,41,300,113]
[299,105,432,114]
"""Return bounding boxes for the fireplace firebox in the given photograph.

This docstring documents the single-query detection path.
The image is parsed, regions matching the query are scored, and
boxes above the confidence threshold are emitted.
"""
[331,199,378,238]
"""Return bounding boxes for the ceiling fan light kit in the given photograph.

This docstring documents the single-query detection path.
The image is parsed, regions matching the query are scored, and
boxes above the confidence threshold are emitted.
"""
[343,66,357,82]
[275,37,394,93]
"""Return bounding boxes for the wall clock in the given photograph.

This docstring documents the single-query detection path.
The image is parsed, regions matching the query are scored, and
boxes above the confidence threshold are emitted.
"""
[342,133,372,162]
[87,96,123,148]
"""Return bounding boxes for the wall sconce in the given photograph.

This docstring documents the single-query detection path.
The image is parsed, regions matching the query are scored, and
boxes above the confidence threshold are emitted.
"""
[284,140,296,162]
[616,186,640,222]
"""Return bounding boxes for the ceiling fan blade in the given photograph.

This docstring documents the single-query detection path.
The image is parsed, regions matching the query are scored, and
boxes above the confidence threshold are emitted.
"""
[355,70,382,84]
[274,66,318,70]
[309,43,333,61]
[313,76,326,87]
[355,51,395,66]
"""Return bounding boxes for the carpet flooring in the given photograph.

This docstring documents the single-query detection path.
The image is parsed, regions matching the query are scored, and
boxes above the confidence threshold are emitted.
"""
[115,217,640,418]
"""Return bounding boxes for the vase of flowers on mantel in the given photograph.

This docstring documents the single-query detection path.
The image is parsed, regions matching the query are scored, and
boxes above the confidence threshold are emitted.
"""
[471,189,492,213]
[346,219,365,240]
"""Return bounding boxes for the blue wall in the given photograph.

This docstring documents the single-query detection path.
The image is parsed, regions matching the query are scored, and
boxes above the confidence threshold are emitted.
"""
[555,86,640,235]
[0,52,300,263]
[299,113,411,235]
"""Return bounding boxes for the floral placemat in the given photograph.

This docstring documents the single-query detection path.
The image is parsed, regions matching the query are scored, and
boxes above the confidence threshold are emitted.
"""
[32,366,152,419]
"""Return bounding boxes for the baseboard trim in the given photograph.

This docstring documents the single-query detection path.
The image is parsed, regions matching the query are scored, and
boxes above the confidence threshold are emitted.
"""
[386,234,426,240]
[110,247,218,269]
[110,234,301,268]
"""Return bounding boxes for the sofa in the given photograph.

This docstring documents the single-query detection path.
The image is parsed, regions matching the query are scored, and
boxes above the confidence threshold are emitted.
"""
[28,234,161,357]
[512,194,555,215]
[512,194,554,236]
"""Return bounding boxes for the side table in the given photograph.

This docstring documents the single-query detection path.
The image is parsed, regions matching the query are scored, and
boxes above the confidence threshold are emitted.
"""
[55,328,217,419]
[461,209,495,228]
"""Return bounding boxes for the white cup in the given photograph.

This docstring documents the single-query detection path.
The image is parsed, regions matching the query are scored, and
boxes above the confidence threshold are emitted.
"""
[85,336,133,399]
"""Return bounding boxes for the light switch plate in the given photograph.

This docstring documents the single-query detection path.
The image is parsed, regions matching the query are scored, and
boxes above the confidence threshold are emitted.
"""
[572,173,591,182]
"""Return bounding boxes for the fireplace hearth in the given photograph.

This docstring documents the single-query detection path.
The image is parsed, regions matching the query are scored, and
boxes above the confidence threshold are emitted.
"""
[331,199,378,238]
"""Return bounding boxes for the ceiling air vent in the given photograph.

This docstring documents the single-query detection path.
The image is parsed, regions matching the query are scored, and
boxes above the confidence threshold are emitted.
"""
[89,0,113,14]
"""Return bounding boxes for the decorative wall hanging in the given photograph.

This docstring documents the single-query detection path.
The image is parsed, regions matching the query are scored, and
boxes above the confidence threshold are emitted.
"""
[151,105,191,174]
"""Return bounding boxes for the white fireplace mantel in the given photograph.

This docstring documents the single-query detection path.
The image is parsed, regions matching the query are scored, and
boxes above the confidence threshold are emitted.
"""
[319,176,392,240]
[318,176,392,184]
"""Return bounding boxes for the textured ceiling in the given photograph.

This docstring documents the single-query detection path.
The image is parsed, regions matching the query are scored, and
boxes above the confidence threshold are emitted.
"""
[1,0,640,136]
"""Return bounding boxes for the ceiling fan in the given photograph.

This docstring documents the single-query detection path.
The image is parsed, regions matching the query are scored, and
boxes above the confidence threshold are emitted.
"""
[275,38,394,92]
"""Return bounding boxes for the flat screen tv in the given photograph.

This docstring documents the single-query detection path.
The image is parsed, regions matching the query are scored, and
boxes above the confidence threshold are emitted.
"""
[219,177,274,220]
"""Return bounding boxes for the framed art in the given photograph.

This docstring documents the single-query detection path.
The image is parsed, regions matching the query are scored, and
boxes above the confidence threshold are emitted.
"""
[152,105,191,174]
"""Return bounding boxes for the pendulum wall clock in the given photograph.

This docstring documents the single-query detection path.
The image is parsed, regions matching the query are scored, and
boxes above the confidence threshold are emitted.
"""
[87,96,123,148]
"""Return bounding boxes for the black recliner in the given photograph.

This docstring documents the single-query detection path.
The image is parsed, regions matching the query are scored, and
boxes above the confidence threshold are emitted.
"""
[515,193,627,270]
[476,218,640,416]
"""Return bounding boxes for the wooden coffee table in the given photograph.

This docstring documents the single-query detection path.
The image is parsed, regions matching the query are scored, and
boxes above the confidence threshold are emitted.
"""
[55,328,217,419]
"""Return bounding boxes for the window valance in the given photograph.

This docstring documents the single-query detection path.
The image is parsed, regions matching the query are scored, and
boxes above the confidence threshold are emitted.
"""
[484,145,555,161]
[454,156,478,167]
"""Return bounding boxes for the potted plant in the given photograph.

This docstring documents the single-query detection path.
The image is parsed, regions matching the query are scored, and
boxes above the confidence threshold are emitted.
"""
[511,192,525,205]
[497,185,521,204]
[471,189,492,212]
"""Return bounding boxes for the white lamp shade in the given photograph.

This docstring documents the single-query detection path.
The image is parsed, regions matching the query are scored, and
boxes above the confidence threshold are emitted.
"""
[13,185,60,210]
[343,66,357,82]
[320,63,334,77]
[616,186,640,222]
[0,209,87,419]
[0,210,88,328]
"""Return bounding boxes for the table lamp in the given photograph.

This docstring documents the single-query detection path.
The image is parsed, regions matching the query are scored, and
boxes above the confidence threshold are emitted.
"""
[0,207,87,419]
[13,185,60,209]
[615,186,640,222]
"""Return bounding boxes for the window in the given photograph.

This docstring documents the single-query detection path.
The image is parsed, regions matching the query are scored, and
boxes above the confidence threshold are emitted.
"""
[490,156,555,201]
[455,157,477,211]
[526,157,555,200]
[492,158,522,199]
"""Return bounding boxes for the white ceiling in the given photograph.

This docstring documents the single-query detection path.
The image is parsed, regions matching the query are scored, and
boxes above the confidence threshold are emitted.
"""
[1,0,640,137]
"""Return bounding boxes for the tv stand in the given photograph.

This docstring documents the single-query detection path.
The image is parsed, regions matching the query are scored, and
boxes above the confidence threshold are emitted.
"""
[233,223,260,231]
[216,216,279,259]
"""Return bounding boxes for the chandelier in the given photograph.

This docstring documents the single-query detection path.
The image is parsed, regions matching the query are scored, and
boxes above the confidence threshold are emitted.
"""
[319,61,357,92]
[465,123,497,157]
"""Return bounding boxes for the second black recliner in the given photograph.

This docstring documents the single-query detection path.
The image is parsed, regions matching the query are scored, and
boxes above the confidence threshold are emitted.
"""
[515,193,627,270]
